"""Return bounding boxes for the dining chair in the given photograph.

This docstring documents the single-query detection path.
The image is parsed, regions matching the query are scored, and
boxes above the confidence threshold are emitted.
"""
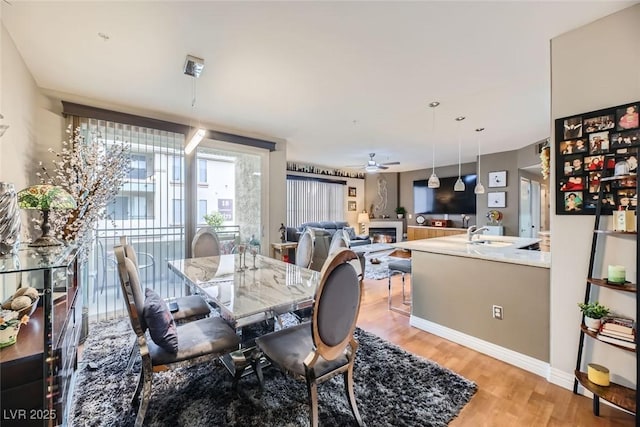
[119,236,213,373]
[192,226,222,258]
[328,228,350,255]
[255,248,365,427]
[295,228,314,269]
[120,236,211,323]
[114,245,241,427]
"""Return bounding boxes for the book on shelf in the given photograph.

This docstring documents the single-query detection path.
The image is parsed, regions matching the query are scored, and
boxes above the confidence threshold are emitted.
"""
[601,316,635,334]
[596,333,637,349]
[598,328,635,342]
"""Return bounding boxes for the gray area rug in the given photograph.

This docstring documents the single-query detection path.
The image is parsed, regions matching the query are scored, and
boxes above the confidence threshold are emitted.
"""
[70,318,476,426]
[364,250,395,280]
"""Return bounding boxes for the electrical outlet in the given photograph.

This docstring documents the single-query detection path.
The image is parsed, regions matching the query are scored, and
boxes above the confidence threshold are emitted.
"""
[492,305,503,320]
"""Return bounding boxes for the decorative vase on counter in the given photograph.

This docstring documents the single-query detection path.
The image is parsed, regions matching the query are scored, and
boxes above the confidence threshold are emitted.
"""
[0,182,21,256]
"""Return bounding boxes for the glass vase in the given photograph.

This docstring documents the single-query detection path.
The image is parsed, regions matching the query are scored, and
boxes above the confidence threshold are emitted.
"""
[0,182,21,256]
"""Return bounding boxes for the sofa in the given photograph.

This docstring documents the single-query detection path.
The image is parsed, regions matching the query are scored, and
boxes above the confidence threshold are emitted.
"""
[286,221,371,247]
[285,221,370,272]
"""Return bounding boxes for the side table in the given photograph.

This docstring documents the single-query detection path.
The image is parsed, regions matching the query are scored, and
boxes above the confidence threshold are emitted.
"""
[270,242,298,263]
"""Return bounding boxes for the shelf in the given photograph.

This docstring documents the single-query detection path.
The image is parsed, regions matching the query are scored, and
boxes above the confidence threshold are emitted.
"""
[593,230,637,235]
[587,278,637,293]
[580,324,636,353]
[575,371,636,414]
[0,307,44,364]
[600,174,637,182]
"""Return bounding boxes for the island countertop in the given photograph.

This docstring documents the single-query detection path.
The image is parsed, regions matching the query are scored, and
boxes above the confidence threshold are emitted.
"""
[393,234,551,269]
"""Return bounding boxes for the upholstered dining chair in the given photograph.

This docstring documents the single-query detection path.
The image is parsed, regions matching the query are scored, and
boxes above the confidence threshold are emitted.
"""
[328,229,364,282]
[120,236,211,323]
[255,248,365,427]
[114,245,241,427]
[295,228,314,269]
[192,226,222,258]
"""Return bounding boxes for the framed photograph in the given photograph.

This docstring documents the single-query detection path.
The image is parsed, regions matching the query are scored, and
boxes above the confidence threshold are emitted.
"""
[559,176,584,191]
[616,104,639,131]
[584,155,604,171]
[563,116,583,139]
[563,191,583,212]
[487,192,506,208]
[560,139,587,154]
[348,201,357,211]
[584,115,615,133]
[563,155,584,175]
[588,131,609,154]
[488,171,507,188]
[348,186,357,197]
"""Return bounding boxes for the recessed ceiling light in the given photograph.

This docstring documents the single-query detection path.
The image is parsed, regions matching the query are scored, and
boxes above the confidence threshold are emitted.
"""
[97,32,110,41]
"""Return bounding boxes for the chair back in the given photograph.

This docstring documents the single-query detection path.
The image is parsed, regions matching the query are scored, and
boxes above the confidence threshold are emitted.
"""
[295,228,314,268]
[192,227,221,258]
[312,248,362,361]
[114,245,147,337]
[328,229,350,255]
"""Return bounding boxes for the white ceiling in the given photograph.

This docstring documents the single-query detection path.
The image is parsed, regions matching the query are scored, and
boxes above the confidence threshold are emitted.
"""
[2,1,635,172]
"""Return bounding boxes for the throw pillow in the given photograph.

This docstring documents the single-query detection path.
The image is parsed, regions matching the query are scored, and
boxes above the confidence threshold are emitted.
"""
[143,288,179,353]
[344,227,357,240]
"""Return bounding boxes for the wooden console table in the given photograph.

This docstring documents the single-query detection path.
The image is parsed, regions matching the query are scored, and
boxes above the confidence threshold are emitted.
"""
[270,242,298,262]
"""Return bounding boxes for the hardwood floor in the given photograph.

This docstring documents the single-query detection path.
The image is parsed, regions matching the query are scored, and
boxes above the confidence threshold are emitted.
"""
[356,275,636,427]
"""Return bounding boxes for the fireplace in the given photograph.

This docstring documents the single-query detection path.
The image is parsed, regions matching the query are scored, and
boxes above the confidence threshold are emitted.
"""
[369,227,397,243]
[367,220,404,243]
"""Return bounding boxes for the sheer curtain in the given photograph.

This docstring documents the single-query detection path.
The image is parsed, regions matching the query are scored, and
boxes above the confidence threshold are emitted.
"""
[286,176,346,226]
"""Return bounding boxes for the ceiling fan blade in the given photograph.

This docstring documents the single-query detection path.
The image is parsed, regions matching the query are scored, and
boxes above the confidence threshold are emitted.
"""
[378,165,389,170]
[380,162,400,166]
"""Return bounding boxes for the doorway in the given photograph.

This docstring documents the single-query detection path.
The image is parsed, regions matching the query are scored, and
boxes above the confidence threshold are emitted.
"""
[519,176,542,238]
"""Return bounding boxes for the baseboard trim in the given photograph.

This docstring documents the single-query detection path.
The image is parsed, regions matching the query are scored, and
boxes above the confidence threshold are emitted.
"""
[410,316,550,379]
[548,367,575,391]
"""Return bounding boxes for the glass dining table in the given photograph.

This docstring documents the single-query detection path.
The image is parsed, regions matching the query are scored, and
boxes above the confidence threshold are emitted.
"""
[168,253,321,330]
[168,253,321,379]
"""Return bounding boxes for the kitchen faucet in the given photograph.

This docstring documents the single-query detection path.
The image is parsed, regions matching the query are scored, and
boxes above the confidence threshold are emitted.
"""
[467,225,490,242]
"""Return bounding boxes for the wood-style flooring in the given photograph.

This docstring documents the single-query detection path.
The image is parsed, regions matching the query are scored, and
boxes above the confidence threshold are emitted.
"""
[356,275,636,427]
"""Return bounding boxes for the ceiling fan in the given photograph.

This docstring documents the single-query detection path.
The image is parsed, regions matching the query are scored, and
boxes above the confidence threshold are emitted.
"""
[349,153,400,172]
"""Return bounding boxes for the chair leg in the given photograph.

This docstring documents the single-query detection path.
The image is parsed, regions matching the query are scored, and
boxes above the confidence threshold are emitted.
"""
[134,357,153,427]
[131,368,143,406]
[126,336,138,372]
[306,379,319,427]
[344,365,364,426]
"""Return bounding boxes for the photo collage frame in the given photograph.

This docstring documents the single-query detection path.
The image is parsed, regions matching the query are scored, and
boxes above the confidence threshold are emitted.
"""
[555,102,639,215]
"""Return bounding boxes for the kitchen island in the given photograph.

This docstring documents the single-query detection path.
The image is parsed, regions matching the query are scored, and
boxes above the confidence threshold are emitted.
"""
[393,234,551,377]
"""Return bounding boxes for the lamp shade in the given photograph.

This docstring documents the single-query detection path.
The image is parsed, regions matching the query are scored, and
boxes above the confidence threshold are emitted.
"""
[17,185,76,211]
[357,212,370,224]
[17,185,76,247]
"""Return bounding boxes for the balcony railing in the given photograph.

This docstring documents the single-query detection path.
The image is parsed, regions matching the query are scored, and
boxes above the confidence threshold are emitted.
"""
[85,225,249,322]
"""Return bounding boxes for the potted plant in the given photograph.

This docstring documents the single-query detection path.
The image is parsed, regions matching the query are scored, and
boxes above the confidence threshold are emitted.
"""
[395,206,407,219]
[577,301,610,331]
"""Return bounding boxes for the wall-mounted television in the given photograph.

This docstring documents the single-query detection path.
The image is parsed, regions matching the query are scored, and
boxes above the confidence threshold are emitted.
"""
[413,175,477,214]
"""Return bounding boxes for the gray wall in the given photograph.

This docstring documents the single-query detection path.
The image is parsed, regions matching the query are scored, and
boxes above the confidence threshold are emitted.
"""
[412,251,550,361]
[550,4,638,388]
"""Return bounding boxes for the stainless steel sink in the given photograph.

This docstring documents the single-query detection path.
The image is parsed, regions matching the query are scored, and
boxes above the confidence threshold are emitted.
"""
[467,240,514,248]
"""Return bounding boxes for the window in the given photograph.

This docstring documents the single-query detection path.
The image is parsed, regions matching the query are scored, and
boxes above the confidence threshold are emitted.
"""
[172,156,182,182]
[286,177,346,226]
[173,199,183,225]
[108,196,129,220]
[130,154,149,180]
[198,200,207,223]
[131,196,149,219]
[198,159,207,183]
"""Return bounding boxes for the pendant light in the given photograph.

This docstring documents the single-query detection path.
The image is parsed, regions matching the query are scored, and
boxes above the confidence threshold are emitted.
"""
[474,127,486,194]
[427,101,441,188]
[184,55,207,154]
[453,116,466,192]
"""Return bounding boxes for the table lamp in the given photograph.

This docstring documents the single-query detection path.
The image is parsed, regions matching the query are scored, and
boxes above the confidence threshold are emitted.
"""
[357,211,370,234]
[17,184,77,247]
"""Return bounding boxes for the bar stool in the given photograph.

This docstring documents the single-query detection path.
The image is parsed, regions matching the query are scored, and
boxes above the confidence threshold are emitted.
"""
[387,259,411,315]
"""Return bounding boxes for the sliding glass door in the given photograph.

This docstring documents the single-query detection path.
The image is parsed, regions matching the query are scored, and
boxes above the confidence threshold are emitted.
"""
[193,141,266,255]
